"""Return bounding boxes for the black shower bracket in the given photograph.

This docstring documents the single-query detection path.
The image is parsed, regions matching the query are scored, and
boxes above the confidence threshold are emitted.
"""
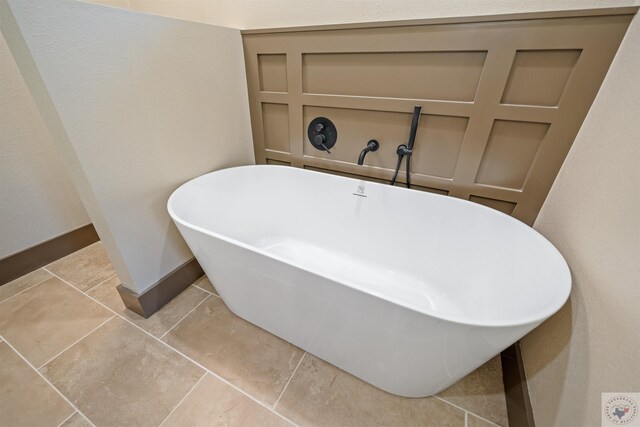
[390,105,422,188]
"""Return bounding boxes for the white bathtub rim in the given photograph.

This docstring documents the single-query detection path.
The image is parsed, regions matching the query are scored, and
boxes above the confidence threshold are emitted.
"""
[168,165,572,329]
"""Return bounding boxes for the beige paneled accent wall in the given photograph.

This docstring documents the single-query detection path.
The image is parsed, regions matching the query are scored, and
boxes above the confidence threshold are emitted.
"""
[243,10,634,225]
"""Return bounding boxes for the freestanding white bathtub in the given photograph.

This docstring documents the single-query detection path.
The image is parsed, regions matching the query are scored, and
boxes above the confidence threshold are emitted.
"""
[168,165,571,397]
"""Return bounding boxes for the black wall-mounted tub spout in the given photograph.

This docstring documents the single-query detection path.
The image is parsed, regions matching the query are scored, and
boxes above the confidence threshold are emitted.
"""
[357,139,379,165]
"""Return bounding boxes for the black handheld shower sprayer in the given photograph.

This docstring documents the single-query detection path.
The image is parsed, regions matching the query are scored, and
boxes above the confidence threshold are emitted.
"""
[390,105,422,188]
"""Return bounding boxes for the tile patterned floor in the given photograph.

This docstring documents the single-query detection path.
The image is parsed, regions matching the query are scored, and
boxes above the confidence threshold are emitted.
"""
[0,242,508,426]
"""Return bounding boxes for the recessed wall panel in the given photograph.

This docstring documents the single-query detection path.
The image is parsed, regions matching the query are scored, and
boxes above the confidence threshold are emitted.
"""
[303,107,409,170]
[258,54,287,92]
[245,12,633,225]
[469,196,517,215]
[303,106,467,178]
[408,184,449,196]
[266,159,291,166]
[303,51,486,101]
[501,50,581,106]
[304,166,449,195]
[262,103,290,153]
[475,120,549,190]
[410,115,468,178]
[304,166,387,184]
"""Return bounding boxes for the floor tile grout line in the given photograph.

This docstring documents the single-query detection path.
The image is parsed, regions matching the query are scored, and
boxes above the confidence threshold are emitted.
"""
[273,352,306,410]
[56,410,77,427]
[0,270,55,305]
[41,267,116,295]
[465,411,468,427]
[192,286,211,295]
[33,268,499,427]
[9,265,504,426]
[159,294,211,340]
[191,276,221,299]
[82,272,118,293]
[38,314,116,370]
[466,411,502,427]
[47,269,300,427]
[191,282,214,295]
[0,333,97,427]
[157,371,207,427]
[434,396,502,427]
[434,395,467,413]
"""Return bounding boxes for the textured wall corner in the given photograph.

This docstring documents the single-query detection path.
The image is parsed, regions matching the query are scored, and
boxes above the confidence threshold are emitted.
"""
[0,32,90,259]
[522,13,640,427]
[2,0,254,293]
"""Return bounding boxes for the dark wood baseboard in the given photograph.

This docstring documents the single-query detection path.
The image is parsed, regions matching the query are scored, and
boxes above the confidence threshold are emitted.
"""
[0,224,99,286]
[501,342,536,427]
[116,257,203,318]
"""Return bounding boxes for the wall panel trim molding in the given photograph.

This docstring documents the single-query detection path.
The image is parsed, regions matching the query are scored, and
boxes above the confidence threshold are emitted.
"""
[241,7,639,35]
[243,9,635,225]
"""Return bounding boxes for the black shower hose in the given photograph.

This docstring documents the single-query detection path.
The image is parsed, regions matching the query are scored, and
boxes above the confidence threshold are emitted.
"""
[390,150,412,189]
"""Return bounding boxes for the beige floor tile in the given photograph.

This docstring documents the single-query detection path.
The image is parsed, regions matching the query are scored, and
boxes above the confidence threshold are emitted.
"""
[162,374,293,427]
[192,275,218,295]
[41,316,203,427]
[0,341,74,427]
[468,413,501,427]
[0,268,52,303]
[0,277,113,367]
[87,275,209,338]
[61,412,93,427]
[163,297,304,406]
[45,242,116,291]
[438,356,508,426]
[276,354,466,427]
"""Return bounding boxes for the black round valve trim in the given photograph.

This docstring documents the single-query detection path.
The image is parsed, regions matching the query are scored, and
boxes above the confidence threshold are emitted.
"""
[308,117,337,153]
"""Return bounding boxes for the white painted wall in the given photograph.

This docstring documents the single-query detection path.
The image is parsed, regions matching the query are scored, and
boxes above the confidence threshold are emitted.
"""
[1,0,253,293]
[115,0,638,29]
[0,33,90,259]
